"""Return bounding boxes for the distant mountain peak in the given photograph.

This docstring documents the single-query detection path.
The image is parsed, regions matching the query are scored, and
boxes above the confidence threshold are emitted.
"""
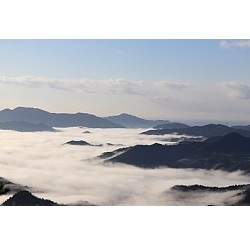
[108,113,143,119]
[119,113,139,117]
[2,190,59,206]
[105,113,169,128]
[222,131,244,139]
[13,106,45,112]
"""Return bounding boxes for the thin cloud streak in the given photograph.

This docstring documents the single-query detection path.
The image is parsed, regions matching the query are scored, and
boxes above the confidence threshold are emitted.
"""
[220,40,250,49]
[0,75,194,97]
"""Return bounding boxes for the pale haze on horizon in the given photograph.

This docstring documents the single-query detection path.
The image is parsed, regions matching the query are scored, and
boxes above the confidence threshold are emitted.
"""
[0,39,250,124]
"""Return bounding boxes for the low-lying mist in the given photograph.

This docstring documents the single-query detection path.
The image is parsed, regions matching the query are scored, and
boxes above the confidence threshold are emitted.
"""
[0,127,249,205]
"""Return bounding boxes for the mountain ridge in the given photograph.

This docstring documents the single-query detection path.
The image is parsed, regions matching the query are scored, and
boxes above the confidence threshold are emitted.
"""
[0,120,56,132]
[104,113,169,128]
[1,190,96,206]
[153,122,190,130]
[142,124,250,137]
[109,132,250,172]
[2,190,59,206]
[0,107,124,128]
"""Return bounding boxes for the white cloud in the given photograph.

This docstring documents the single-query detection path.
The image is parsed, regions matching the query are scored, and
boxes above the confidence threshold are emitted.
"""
[0,127,249,206]
[220,40,250,49]
[220,81,250,99]
[0,75,194,97]
[235,40,250,48]
[220,40,231,49]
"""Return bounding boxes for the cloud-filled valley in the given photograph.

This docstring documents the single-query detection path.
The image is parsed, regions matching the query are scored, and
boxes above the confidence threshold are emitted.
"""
[1,127,250,205]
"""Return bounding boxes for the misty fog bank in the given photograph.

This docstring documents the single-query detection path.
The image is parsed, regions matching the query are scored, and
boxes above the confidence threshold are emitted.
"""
[1,127,250,205]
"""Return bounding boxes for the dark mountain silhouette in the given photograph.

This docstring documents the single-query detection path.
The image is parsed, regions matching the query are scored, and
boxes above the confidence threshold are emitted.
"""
[0,121,56,132]
[236,188,250,205]
[1,190,97,206]
[65,140,120,147]
[166,136,204,143]
[154,122,190,130]
[2,190,59,206]
[0,107,124,128]
[0,177,29,194]
[65,140,92,146]
[99,146,131,159]
[0,180,10,195]
[142,124,250,137]
[105,113,169,128]
[232,125,250,132]
[171,184,250,192]
[1,177,96,206]
[170,183,250,206]
[109,132,250,172]
[197,132,250,154]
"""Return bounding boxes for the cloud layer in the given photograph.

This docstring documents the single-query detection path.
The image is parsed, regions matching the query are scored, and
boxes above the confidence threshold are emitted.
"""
[221,82,250,100]
[0,127,249,205]
[1,74,250,123]
[0,75,194,97]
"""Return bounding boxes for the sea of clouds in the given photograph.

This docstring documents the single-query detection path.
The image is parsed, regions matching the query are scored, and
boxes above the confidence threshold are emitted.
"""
[0,127,250,205]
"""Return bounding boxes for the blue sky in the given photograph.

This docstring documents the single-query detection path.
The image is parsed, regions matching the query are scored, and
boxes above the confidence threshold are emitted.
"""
[1,39,250,82]
[0,39,250,124]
